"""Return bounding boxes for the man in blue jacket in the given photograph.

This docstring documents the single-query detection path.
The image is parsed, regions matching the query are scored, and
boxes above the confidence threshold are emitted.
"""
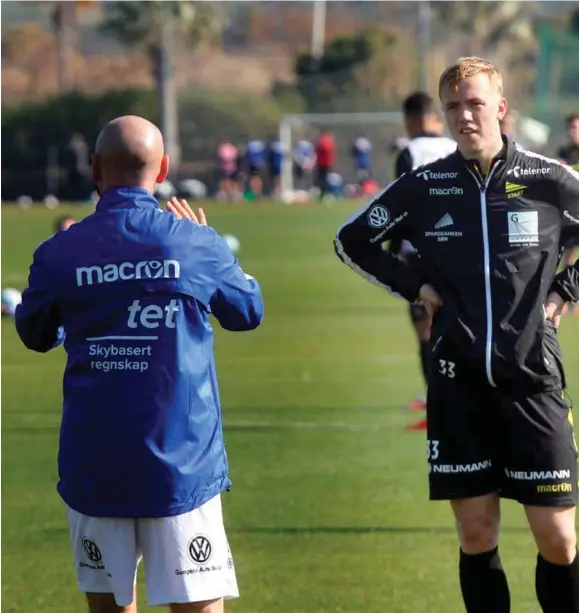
[15,115,264,613]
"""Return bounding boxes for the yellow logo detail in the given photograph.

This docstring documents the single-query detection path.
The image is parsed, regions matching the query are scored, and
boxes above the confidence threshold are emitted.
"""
[505,182,526,198]
[537,483,573,493]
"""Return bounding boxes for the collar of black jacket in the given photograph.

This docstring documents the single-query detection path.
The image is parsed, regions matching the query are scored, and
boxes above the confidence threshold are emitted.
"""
[95,187,162,212]
[455,134,513,177]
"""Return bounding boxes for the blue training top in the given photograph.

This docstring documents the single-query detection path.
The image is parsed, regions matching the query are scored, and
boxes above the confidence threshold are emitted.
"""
[16,187,264,518]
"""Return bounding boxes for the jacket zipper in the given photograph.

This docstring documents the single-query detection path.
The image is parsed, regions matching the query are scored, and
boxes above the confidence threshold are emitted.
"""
[466,163,501,387]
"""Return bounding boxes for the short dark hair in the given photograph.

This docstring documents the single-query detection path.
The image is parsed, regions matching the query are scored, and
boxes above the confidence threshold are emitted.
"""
[565,113,579,125]
[402,92,434,117]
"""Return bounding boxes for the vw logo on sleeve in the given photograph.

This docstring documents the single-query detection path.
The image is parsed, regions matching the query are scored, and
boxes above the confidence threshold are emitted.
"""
[367,205,390,228]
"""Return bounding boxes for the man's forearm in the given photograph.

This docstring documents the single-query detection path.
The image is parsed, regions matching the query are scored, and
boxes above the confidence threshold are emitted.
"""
[334,238,424,303]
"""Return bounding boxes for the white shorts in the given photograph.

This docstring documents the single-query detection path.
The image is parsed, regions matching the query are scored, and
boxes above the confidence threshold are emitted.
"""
[67,494,239,607]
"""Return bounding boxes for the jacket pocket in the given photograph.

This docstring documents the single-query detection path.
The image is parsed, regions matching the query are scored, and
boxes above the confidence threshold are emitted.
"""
[430,308,448,356]
[541,320,567,389]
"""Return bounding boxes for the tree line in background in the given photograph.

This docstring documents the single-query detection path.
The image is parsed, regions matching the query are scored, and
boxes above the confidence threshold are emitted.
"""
[2,1,579,200]
[1,86,285,200]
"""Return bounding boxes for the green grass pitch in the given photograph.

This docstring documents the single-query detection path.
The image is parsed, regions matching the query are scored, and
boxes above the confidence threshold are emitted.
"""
[2,202,578,613]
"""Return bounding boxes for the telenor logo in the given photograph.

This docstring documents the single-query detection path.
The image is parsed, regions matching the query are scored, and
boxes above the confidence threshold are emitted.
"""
[416,169,459,181]
[76,260,180,286]
[507,165,551,178]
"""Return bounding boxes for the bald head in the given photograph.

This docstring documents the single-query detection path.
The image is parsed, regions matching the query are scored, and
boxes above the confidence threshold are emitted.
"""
[92,115,168,193]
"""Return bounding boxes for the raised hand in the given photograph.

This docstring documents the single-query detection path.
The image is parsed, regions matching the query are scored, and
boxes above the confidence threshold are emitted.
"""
[166,197,207,226]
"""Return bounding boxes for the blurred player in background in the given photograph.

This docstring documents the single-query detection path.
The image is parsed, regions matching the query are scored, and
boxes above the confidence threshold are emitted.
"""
[267,136,285,197]
[216,139,240,202]
[499,109,519,142]
[4,216,80,320]
[351,132,373,183]
[315,129,336,200]
[244,137,266,199]
[391,92,457,416]
[558,113,579,312]
[293,137,316,190]
[558,113,579,169]
[65,132,92,202]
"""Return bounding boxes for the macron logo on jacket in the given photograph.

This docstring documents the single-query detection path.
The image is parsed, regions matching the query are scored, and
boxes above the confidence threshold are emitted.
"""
[76,259,180,286]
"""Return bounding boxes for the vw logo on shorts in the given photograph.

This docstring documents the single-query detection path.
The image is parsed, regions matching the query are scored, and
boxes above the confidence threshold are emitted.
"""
[82,538,102,562]
[367,205,390,228]
[188,535,213,564]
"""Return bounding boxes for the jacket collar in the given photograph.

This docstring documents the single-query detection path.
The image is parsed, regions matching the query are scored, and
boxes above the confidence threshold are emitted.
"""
[455,134,514,178]
[96,187,161,213]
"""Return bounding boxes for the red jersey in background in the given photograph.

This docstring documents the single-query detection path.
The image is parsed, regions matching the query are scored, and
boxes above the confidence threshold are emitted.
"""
[315,132,335,169]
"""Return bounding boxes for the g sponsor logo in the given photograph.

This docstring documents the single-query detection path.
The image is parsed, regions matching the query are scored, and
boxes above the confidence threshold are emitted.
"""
[507,210,539,245]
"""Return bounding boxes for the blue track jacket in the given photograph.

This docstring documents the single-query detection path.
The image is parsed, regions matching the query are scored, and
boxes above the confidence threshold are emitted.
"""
[15,187,264,518]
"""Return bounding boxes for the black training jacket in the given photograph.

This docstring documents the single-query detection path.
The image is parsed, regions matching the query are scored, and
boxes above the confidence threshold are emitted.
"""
[335,138,579,392]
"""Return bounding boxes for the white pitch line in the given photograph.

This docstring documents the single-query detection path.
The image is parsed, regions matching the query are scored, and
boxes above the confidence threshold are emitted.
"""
[224,377,408,384]
[218,354,413,363]
[224,422,389,431]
